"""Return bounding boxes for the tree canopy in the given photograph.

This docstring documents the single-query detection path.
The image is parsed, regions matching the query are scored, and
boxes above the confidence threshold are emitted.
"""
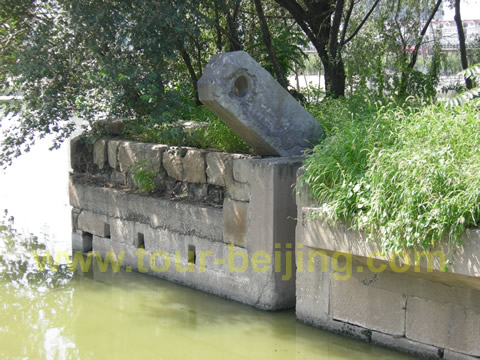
[0,0,476,166]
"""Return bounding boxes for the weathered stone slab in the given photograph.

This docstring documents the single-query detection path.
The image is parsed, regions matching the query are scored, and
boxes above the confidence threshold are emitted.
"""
[330,270,406,336]
[77,210,111,238]
[118,141,146,172]
[93,140,107,169]
[72,231,93,253]
[225,158,250,202]
[206,152,231,186]
[183,149,207,183]
[145,144,167,175]
[223,196,248,248]
[232,158,251,183]
[70,136,93,173]
[162,147,185,181]
[406,297,480,356]
[107,140,121,169]
[69,179,223,242]
[198,51,323,156]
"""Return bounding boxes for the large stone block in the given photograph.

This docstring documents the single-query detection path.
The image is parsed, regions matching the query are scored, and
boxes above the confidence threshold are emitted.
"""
[93,140,107,169]
[330,269,406,336]
[223,197,248,247]
[118,141,146,172]
[296,256,332,325]
[107,140,121,170]
[144,144,167,175]
[198,51,323,156]
[406,297,480,356]
[232,158,252,183]
[206,152,231,186]
[162,147,186,181]
[72,231,93,253]
[76,210,111,238]
[183,149,207,184]
[225,158,250,201]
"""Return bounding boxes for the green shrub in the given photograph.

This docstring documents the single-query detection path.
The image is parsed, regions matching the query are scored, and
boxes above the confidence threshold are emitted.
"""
[131,162,156,193]
[301,96,480,252]
[122,105,252,154]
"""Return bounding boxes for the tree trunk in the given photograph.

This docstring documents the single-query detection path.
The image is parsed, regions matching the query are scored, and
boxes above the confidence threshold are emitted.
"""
[454,0,472,89]
[180,50,201,106]
[253,0,288,89]
[226,3,243,51]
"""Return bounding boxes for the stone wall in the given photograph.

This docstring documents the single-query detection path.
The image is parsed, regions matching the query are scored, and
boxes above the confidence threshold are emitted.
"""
[295,171,480,359]
[70,136,301,310]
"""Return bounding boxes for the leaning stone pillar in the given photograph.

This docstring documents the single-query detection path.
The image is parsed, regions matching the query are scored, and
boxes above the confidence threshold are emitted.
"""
[198,51,323,156]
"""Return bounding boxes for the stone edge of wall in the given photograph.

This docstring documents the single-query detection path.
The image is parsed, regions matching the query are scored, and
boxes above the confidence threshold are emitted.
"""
[295,168,480,359]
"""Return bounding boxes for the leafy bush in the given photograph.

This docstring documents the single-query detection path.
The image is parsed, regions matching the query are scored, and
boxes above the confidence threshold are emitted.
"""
[131,162,156,193]
[301,95,480,252]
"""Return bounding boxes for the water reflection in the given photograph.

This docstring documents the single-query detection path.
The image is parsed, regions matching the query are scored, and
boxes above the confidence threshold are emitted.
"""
[0,214,77,359]
[0,215,415,360]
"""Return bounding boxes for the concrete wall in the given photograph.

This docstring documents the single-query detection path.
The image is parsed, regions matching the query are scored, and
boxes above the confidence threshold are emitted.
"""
[295,172,480,359]
[70,136,301,310]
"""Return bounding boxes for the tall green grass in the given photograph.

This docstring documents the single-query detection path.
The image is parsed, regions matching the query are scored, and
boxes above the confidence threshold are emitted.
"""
[301,95,480,252]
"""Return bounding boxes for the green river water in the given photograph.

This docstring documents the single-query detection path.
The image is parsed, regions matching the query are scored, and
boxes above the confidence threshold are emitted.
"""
[0,128,415,359]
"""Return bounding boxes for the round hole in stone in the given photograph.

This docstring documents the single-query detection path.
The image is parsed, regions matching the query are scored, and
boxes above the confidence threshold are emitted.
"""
[234,76,249,97]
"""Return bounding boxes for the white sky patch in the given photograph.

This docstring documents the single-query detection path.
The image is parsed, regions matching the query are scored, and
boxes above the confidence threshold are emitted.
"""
[442,0,480,21]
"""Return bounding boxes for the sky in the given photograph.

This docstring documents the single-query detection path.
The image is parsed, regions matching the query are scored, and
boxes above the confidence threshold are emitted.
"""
[442,0,480,21]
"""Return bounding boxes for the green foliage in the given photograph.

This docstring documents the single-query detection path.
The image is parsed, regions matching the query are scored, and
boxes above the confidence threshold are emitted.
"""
[301,95,480,252]
[131,162,156,193]
[443,63,480,107]
[122,105,252,154]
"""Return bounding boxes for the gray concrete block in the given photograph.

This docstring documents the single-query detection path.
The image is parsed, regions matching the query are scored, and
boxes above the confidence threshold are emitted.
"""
[198,51,323,156]
[93,139,107,169]
[223,197,248,248]
[330,271,406,336]
[107,140,121,169]
[72,231,93,253]
[92,235,112,259]
[406,297,480,356]
[443,349,479,360]
[110,218,135,245]
[76,210,111,238]
[183,149,207,183]
[295,256,331,325]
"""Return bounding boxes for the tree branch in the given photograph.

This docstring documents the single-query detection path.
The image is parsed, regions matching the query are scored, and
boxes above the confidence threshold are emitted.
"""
[329,0,345,58]
[342,0,381,45]
[340,0,355,46]
[408,0,442,69]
